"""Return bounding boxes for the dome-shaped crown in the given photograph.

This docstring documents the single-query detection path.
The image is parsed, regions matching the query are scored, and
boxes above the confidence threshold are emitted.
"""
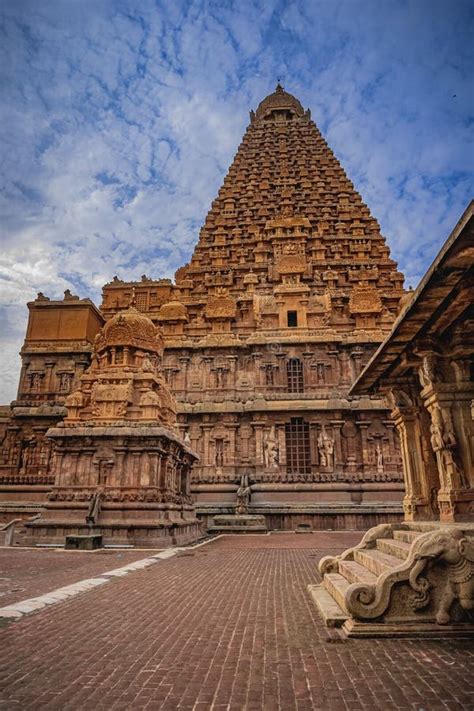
[95,307,164,354]
[255,84,305,120]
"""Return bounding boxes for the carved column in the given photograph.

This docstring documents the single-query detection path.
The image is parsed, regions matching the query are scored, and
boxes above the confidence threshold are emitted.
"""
[276,422,286,469]
[252,421,266,467]
[386,386,438,521]
[418,353,474,522]
[179,356,190,392]
[330,420,344,473]
[357,421,371,473]
[201,424,213,468]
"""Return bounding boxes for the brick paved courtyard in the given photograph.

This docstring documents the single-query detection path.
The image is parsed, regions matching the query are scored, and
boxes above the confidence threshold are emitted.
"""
[0,547,162,608]
[1,533,473,710]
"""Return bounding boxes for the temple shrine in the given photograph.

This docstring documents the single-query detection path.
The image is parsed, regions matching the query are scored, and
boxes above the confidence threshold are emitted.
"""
[0,85,410,532]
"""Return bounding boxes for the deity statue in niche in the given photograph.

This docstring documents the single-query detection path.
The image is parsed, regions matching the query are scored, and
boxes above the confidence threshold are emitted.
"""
[29,373,43,391]
[58,372,73,392]
[142,354,155,373]
[376,442,384,473]
[318,426,334,468]
[263,426,279,469]
[215,438,224,467]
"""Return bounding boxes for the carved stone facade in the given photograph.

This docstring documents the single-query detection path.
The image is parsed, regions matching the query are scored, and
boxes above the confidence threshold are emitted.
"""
[312,202,474,636]
[1,86,407,529]
[21,307,200,547]
[353,202,474,523]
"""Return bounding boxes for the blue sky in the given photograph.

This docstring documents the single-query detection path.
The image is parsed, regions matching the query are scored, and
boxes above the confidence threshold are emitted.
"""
[0,0,473,401]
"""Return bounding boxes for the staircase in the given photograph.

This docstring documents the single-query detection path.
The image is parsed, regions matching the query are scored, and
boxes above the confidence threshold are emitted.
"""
[309,522,474,638]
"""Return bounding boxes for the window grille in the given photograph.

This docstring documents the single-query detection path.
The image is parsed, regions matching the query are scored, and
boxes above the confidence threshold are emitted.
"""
[285,418,311,474]
[135,292,148,311]
[287,358,304,393]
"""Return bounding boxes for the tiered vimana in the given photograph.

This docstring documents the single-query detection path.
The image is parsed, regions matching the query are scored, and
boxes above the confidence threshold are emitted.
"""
[2,85,409,531]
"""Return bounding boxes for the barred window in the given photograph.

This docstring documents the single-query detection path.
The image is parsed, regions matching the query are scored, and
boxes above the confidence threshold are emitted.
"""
[135,292,148,311]
[285,418,311,474]
[287,358,304,393]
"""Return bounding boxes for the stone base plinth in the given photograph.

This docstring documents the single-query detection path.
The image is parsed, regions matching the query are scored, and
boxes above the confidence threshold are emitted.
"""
[19,504,203,548]
[65,534,103,550]
[208,514,267,534]
[197,501,403,532]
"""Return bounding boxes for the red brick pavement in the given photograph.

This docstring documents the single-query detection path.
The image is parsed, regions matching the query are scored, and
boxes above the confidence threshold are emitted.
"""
[0,547,161,607]
[1,533,473,710]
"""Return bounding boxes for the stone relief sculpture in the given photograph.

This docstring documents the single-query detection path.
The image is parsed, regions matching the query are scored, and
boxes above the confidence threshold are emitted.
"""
[410,529,474,625]
[236,474,252,515]
[318,525,474,628]
[429,405,465,489]
[263,426,279,469]
[317,426,334,468]
[376,442,384,473]
[418,354,438,390]
[86,489,102,525]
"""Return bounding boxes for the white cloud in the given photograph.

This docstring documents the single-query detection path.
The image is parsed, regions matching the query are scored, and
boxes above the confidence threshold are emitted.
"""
[0,0,472,402]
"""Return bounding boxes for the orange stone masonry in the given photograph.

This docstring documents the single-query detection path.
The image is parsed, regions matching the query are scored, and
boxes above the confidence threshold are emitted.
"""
[1,86,408,530]
[21,307,201,547]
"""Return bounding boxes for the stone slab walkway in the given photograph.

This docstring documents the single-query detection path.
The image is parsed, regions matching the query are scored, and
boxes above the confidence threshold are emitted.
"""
[1,533,473,710]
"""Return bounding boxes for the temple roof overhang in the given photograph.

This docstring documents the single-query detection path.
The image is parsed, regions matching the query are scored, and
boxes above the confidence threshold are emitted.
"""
[350,200,474,395]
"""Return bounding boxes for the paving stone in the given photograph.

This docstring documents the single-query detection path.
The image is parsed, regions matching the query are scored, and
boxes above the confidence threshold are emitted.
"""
[0,533,473,710]
[0,548,159,607]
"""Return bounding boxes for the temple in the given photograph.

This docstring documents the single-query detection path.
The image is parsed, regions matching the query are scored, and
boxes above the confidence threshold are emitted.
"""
[0,85,409,531]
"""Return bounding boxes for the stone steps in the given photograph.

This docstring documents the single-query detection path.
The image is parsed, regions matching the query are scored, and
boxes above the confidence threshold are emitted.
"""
[308,584,348,628]
[339,560,377,585]
[354,548,402,576]
[393,530,423,544]
[313,531,424,631]
[376,537,412,560]
[323,573,350,612]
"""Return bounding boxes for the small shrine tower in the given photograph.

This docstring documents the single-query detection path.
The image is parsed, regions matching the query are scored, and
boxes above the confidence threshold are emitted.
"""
[23,307,201,547]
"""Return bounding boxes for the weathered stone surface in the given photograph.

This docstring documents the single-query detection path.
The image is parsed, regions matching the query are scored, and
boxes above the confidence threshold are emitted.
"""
[22,309,202,547]
[209,514,267,533]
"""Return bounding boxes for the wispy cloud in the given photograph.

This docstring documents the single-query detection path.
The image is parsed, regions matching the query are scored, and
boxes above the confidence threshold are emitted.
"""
[0,0,473,401]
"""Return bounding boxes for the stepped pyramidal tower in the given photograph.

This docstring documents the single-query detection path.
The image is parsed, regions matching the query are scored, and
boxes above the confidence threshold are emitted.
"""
[1,85,408,531]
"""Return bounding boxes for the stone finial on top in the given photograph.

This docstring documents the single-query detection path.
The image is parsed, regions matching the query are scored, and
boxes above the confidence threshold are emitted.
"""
[255,84,305,120]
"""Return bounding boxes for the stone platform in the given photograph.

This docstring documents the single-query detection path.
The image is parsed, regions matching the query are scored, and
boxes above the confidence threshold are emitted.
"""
[208,513,267,534]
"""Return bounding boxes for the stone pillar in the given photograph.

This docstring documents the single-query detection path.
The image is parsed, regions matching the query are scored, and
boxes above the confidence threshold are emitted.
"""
[226,423,238,467]
[309,422,319,466]
[276,422,286,468]
[330,420,344,471]
[386,386,439,521]
[357,421,370,473]
[201,424,213,467]
[179,356,190,392]
[239,423,252,465]
[418,354,474,522]
[226,356,238,391]
[252,421,265,467]
[45,360,55,394]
